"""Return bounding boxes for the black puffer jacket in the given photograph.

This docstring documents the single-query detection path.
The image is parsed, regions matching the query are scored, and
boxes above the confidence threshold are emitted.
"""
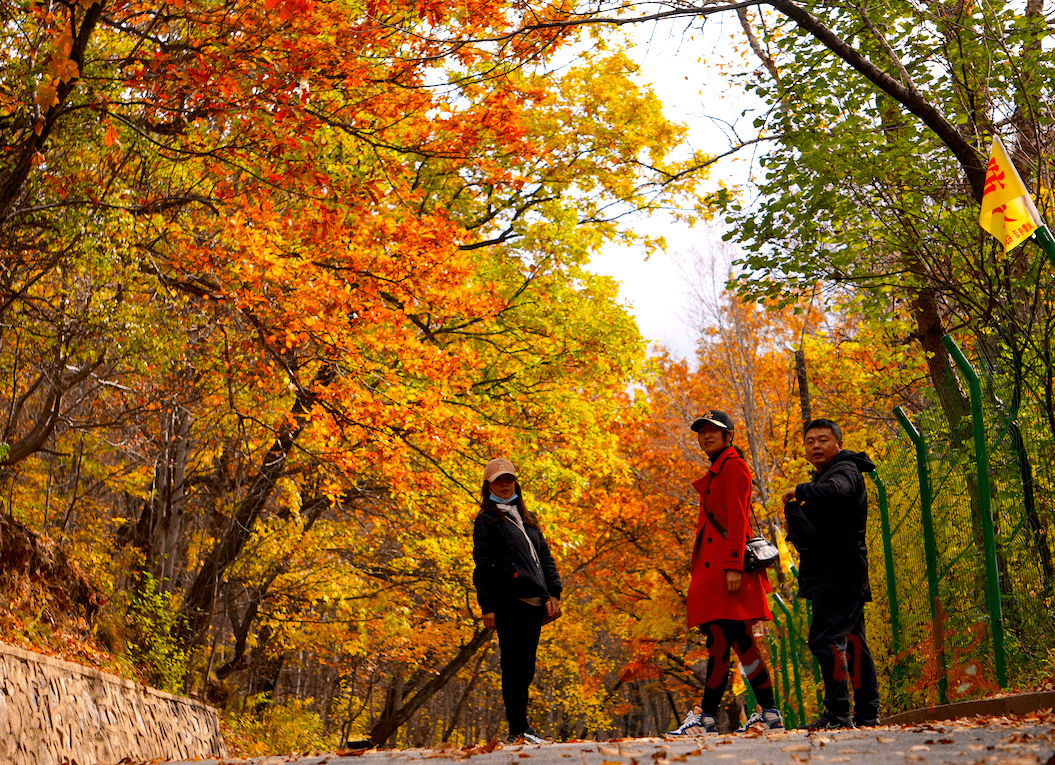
[784,450,875,600]
[473,506,562,614]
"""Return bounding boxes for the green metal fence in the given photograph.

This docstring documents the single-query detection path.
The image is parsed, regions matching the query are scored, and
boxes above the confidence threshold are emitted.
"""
[765,332,1055,722]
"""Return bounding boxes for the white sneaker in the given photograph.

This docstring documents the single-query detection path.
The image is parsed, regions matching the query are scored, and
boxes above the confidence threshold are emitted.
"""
[665,706,718,737]
[507,727,546,744]
[738,707,784,732]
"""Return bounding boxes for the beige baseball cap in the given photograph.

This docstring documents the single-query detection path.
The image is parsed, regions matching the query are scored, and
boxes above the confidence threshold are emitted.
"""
[483,457,516,483]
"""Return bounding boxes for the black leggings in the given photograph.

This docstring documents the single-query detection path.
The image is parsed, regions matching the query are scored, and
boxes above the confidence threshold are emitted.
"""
[494,600,546,735]
[699,619,775,714]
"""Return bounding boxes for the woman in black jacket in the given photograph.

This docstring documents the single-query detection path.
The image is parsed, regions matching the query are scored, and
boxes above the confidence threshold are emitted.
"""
[472,457,562,744]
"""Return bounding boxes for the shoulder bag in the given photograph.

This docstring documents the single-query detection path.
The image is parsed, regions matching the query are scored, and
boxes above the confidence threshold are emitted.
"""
[701,474,779,572]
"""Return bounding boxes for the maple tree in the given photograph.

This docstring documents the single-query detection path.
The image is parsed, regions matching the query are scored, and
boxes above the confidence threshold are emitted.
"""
[0,0,722,747]
[557,274,925,732]
[3,0,1050,748]
[395,0,1055,442]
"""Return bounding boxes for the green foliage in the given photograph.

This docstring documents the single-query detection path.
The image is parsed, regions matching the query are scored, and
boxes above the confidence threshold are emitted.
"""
[724,0,1055,333]
[224,698,340,756]
[126,576,189,694]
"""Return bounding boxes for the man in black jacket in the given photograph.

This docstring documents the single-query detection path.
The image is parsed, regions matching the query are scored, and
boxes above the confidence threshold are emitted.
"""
[782,419,880,730]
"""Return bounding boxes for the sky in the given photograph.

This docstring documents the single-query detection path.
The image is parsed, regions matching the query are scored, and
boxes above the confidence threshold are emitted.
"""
[586,17,763,361]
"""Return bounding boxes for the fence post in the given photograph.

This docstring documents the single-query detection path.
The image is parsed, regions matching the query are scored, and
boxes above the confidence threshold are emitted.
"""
[801,596,822,708]
[893,406,947,704]
[773,629,795,728]
[773,594,805,723]
[766,633,782,713]
[942,335,1008,688]
[865,471,902,696]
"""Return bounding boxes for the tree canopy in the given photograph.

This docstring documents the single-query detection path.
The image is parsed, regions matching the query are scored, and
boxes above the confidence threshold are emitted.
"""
[3,0,1054,749]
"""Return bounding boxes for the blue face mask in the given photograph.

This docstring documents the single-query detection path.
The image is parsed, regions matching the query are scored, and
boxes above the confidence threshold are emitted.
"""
[490,492,519,505]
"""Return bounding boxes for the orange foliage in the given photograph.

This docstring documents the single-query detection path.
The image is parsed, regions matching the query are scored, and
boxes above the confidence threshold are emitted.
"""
[564,293,924,719]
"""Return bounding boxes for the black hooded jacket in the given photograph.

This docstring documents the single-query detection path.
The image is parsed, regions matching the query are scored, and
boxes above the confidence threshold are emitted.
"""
[784,450,876,600]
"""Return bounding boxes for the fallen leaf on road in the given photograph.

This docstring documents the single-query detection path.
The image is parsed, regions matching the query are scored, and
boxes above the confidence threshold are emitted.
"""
[782,744,812,752]
[597,745,620,756]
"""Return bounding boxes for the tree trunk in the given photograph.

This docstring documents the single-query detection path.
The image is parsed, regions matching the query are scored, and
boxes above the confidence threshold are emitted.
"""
[368,628,492,746]
[179,364,335,644]
[794,349,811,430]
[159,407,192,590]
[441,645,491,742]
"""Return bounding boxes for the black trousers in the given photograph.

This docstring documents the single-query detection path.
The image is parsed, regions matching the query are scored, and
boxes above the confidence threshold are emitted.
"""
[807,590,880,721]
[699,619,776,714]
[494,600,546,735]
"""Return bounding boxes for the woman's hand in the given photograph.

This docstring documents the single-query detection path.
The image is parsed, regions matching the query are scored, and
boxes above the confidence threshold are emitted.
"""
[545,598,562,619]
[725,569,742,595]
[483,612,496,630]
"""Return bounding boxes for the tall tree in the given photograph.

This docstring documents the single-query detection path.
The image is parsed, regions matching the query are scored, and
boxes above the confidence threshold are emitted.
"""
[0,0,718,743]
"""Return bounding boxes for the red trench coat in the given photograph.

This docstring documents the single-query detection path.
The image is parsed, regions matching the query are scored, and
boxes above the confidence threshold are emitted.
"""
[686,446,773,628]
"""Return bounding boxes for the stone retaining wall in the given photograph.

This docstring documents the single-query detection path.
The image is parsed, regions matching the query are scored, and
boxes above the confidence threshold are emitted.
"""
[0,642,226,765]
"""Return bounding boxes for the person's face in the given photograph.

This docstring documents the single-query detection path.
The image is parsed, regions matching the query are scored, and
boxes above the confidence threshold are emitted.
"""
[697,423,732,457]
[804,427,843,470]
[489,473,516,500]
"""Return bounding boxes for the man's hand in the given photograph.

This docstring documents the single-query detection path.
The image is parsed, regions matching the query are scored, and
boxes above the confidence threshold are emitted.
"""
[725,569,742,595]
[483,612,495,629]
[782,487,797,504]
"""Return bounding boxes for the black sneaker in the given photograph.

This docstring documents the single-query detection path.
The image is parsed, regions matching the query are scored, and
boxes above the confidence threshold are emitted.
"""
[802,712,853,730]
[853,716,880,728]
[507,727,546,745]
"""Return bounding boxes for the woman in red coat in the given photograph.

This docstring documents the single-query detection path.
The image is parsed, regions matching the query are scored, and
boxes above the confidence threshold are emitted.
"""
[666,410,782,736]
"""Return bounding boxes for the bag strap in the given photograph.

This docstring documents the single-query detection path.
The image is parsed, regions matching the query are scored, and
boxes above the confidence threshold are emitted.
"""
[702,449,763,540]
[702,505,728,539]
[748,504,765,537]
[702,455,729,539]
[498,505,545,578]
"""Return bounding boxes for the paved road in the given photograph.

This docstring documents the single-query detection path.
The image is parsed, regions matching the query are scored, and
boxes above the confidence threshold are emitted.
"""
[160,718,1055,765]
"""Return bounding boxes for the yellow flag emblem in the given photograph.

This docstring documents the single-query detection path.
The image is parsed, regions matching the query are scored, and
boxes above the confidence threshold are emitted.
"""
[732,659,747,697]
[776,528,793,575]
[979,136,1043,253]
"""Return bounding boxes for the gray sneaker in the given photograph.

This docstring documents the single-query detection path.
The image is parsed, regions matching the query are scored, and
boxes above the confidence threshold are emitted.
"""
[738,707,784,732]
[665,706,718,737]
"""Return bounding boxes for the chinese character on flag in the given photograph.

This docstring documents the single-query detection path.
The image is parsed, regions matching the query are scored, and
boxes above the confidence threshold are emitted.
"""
[979,136,1043,253]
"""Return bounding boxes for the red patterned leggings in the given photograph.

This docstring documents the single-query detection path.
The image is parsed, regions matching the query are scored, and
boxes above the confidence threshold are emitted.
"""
[699,619,775,714]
